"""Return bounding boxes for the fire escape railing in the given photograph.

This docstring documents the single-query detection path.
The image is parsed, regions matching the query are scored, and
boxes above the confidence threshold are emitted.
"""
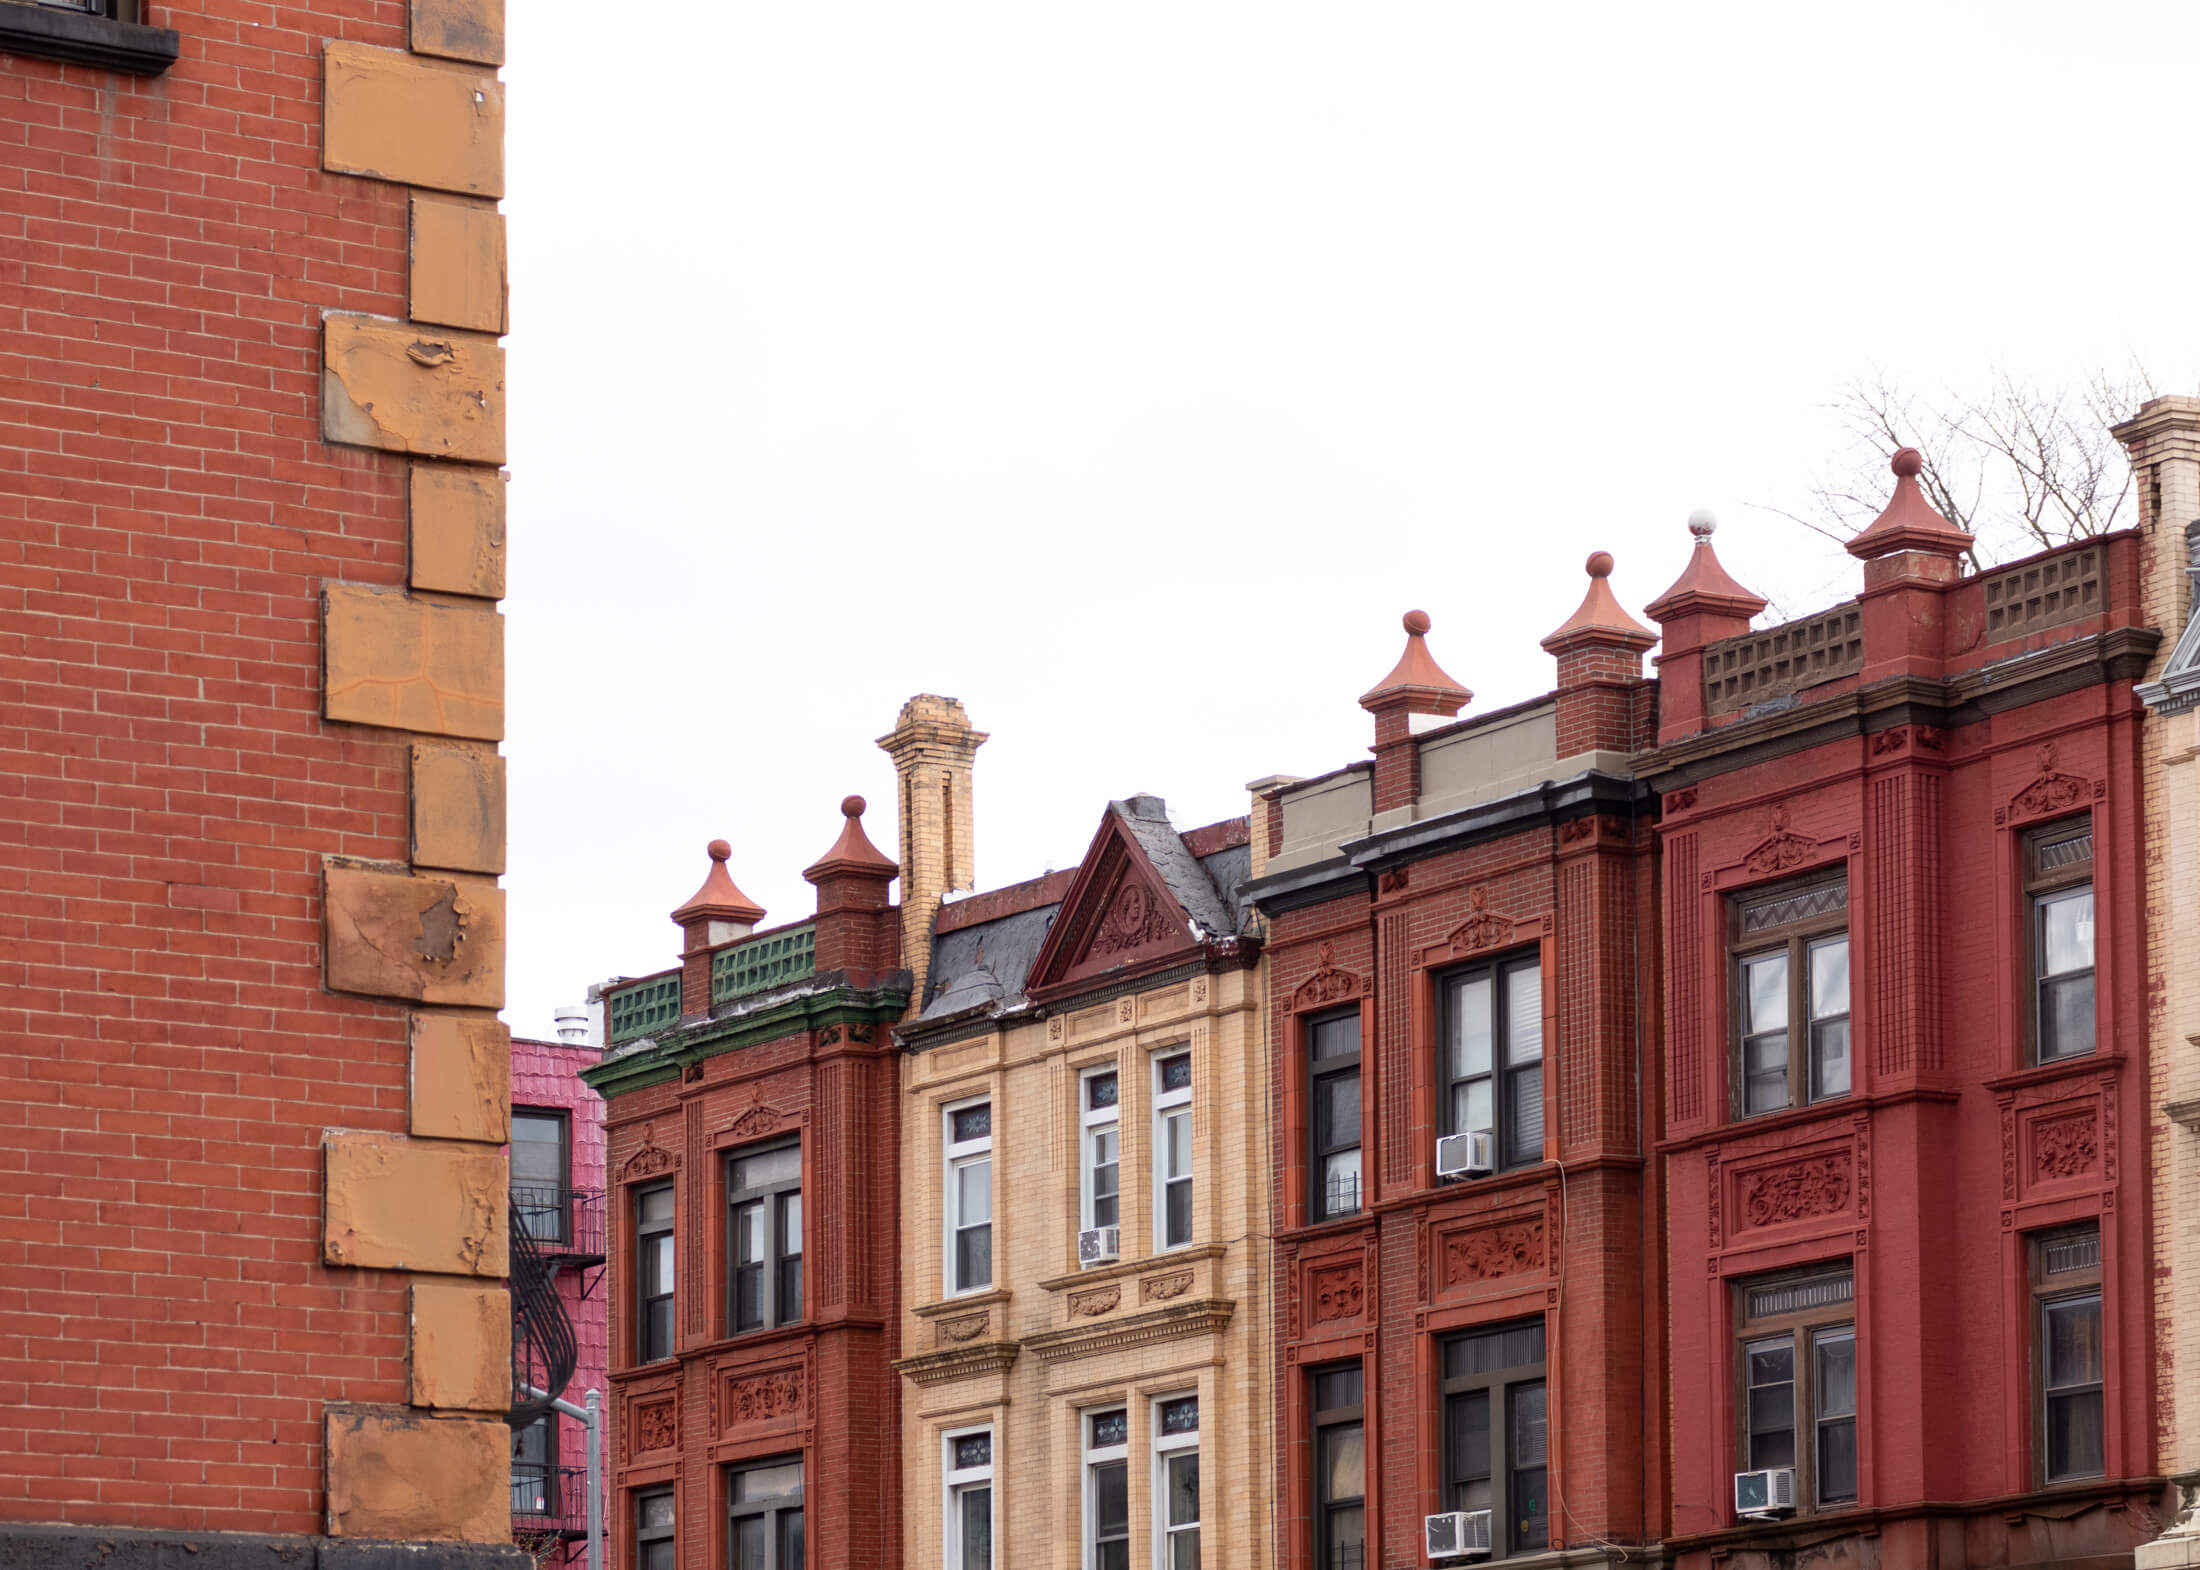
[511,1462,593,1540]
[511,1183,607,1266]
[509,1196,579,1428]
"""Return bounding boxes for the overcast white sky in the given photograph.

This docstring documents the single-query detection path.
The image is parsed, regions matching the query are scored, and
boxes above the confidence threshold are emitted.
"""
[497,0,2200,1039]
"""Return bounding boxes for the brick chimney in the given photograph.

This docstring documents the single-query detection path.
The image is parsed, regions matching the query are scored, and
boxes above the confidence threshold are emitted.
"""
[803,794,901,980]
[1359,611,1471,815]
[671,839,765,1018]
[1645,510,1768,743]
[1846,447,1973,684]
[1542,550,1657,756]
[2111,395,2200,663]
[879,694,986,1009]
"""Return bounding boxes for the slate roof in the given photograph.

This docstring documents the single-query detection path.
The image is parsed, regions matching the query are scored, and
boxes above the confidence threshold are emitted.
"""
[1114,795,1235,941]
[920,901,1059,1020]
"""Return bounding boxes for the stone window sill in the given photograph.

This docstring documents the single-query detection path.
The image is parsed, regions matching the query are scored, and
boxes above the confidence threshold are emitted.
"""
[0,3,179,75]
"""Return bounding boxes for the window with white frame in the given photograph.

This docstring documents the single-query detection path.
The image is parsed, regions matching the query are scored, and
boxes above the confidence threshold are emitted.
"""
[944,1427,994,1570]
[1084,1407,1130,1570]
[944,1099,993,1294]
[1154,1051,1193,1250]
[1153,1394,1199,1570]
[1081,1069,1120,1244]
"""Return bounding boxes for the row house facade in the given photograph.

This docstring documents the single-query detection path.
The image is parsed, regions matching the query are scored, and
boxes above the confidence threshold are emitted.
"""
[888,694,1274,1570]
[583,798,912,1570]
[1240,563,1669,1570]
[1643,454,2162,1569]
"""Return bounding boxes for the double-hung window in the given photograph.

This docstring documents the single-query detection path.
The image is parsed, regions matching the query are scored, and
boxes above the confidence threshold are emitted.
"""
[511,1108,570,1243]
[945,1100,993,1294]
[1084,1408,1130,1570]
[727,1457,803,1570]
[1442,1319,1548,1556]
[635,1490,675,1570]
[1311,1365,1366,1570]
[1731,875,1850,1117]
[636,1183,676,1363]
[2027,818,2095,1063]
[1081,1071,1120,1248]
[1155,1051,1194,1249]
[1736,1266,1857,1512]
[2033,1224,2104,1482]
[728,1141,802,1333]
[511,1414,553,1516]
[1153,1395,1199,1570]
[1441,955,1545,1169]
[1308,1010,1363,1221]
[944,1428,994,1570]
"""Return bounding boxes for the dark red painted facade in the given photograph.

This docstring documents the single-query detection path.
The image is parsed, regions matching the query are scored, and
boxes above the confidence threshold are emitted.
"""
[1643,468,2165,1568]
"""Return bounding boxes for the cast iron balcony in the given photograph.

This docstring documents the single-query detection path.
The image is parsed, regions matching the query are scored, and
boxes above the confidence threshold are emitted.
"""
[511,1183,607,1266]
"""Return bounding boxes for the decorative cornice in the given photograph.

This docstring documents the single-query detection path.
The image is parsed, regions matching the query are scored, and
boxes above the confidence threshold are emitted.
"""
[892,1340,1022,1388]
[1022,1297,1235,1365]
[581,973,910,1097]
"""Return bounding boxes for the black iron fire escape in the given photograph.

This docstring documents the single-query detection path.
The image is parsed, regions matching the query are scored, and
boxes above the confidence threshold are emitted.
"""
[509,1185,608,1546]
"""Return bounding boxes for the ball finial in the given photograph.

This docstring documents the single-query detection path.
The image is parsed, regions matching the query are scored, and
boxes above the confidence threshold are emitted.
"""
[1403,609,1431,636]
[707,838,731,862]
[1687,507,1717,541]
[1586,550,1614,579]
[841,794,866,819]
[1891,447,1923,479]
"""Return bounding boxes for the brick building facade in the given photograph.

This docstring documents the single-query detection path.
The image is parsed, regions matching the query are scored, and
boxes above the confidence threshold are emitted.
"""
[3,0,518,1561]
[1241,571,1669,1570]
[584,800,910,1570]
[1644,457,2164,1568]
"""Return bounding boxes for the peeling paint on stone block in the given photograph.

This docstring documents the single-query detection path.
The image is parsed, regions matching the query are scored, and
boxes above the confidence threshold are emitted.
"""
[325,861,505,1007]
[409,1280,512,1411]
[325,1405,509,1541]
[323,42,503,197]
[323,582,503,741]
[324,314,505,464]
[410,194,506,335]
[411,0,505,67]
[409,462,506,600]
[409,1012,510,1142]
[324,1133,509,1277]
[412,742,506,874]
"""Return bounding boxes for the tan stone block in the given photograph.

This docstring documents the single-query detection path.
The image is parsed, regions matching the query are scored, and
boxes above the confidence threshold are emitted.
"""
[325,861,505,1008]
[324,314,505,465]
[410,1279,512,1411]
[411,0,504,66]
[326,1405,508,1541]
[412,742,506,874]
[323,42,503,198]
[323,582,503,741]
[324,1132,508,1276]
[410,462,506,600]
[410,194,507,335]
[409,1012,510,1142]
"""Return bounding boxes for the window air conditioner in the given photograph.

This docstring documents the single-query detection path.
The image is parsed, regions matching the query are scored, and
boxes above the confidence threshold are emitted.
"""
[1435,1130,1496,1180]
[1733,1467,1797,1519]
[1077,1225,1120,1267]
[1425,1509,1493,1560]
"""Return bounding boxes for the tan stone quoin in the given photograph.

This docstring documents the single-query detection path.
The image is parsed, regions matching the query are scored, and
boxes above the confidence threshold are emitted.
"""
[411,742,507,874]
[409,1280,514,1411]
[409,1013,511,1142]
[324,1132,509,1276]
[324,862,505,1007]
[325,1405,509,1541]
[410,193,508,335]
[323,582,504,740]
[323,314,506,465]
[323,42,504,197]
[410,0,505,66]
[409,462,507,599]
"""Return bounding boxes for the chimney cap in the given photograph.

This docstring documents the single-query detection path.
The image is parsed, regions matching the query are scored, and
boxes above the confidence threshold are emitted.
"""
[803,794,899,884]
[1846,446,1973,561]
[1360,609,1472,712]
[673,838,766,927]
[1542,550,1655,654]
[1645,510,1769,624]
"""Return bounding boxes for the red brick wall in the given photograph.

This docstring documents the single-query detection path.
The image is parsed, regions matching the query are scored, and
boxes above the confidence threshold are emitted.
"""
[0,4,423,1535]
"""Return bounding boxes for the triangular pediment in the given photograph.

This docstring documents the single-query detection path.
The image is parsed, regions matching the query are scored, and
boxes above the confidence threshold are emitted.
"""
[1024,804,1205,1001]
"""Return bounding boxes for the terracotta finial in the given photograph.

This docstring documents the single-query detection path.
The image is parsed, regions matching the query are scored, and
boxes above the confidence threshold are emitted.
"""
[1646,510,1768,625]
[1847,445,1972,561]
[673,839,766,929]
[1544,549,1654,654]
[1360,609,1472,712]
[804,793,899,884]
